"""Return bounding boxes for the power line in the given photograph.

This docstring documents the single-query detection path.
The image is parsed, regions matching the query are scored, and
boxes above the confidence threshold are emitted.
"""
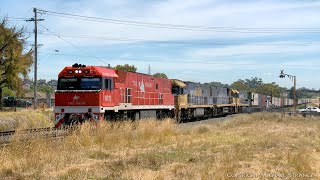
[35,31,320,46]
[41,10,319,31]
[39,23,109,64]
[7,17,28,20]
[38,9,320,33]
[8,17,26,19]
[38,51,320,68]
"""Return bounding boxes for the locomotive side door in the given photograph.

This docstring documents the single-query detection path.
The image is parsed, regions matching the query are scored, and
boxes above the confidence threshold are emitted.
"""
[125,88,132,103]
[102,78,115,106]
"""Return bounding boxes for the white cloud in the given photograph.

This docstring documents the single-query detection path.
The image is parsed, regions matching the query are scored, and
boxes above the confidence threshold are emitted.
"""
[30,0,320,50]
[4,0,320,88]
[189,41,320,57]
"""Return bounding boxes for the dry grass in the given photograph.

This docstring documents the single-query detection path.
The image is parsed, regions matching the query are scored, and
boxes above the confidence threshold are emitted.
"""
[0,112,319,179]
[0,110,54,131]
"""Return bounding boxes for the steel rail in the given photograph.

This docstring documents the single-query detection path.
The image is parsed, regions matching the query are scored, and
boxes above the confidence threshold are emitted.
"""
[0,127,71,145]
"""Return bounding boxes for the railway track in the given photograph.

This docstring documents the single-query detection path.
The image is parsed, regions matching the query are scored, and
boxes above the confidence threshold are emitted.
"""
[0,127,71,145]
[0,110,290,145]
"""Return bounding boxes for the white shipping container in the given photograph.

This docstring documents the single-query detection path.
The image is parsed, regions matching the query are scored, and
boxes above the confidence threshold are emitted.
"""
[249,93,259,106]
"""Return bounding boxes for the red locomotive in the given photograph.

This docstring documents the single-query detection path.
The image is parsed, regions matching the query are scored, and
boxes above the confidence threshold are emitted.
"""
[54,63,174,128]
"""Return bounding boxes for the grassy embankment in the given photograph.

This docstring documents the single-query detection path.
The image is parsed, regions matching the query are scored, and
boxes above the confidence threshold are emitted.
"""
[0,112,319,179]
[0,110,54,131]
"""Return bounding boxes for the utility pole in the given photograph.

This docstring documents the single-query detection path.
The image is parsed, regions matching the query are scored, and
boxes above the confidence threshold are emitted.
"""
[148,64,151,75]
[279,70,297,114]
[293,75,296,113]
[27,8,44,109]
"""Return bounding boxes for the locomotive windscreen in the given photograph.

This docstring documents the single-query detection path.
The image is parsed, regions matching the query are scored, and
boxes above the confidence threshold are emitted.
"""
[81,78,101,90]
[59,78,78,90]
[58,77,102,90]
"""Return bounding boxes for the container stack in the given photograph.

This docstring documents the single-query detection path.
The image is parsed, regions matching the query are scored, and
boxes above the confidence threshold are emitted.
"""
[183,82,230,105]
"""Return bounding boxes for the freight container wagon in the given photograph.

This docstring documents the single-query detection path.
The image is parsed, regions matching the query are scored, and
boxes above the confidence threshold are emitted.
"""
[248,92,259,106]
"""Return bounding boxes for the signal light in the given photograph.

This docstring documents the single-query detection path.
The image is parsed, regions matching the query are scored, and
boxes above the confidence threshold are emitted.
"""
[279,70,285,78]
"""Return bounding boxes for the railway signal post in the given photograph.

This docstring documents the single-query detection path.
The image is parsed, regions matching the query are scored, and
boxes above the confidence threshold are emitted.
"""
[279,70,296,114]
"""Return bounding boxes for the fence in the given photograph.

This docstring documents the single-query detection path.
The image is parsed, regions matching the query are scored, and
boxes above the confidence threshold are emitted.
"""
[1,98,32,109]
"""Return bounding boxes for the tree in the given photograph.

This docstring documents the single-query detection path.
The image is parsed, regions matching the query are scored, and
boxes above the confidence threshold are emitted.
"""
[153,73,168,78]
[115,64,137,72]
[230,79,249,91]
[289,87,312,99]
[231,78,286,97]
[244,77,263,89]
[205,81,229,87]
[38,85,54,93]
[231,77,263,91]
[256,82,284,97]
[2,87,15,97]
[0,18,33,110]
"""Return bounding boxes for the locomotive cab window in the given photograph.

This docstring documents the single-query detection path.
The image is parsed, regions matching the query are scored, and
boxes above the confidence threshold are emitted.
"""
[81,78,101,90]
[58,78,78,90]
[103,78,114,90]
[172,86,183,95]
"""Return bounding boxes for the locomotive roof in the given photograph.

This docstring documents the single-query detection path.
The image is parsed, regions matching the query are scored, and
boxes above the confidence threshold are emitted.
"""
[59,66,118,77]
[171,79,186,87]
[115,69,166,78]
[94,66,118,77]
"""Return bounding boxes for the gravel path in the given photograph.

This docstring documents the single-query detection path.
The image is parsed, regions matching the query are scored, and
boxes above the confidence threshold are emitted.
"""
[179,114,240,127]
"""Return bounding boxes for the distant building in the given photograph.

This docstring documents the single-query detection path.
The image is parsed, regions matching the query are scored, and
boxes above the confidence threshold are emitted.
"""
[23,83,31,90]
[23,78,33,90]
[24,92,55,107]
[48,79,58,90]
[38,79,47,86]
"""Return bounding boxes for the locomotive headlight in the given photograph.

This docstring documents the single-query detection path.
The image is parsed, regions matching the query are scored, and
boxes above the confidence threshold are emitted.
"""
[75,70,79,73]
[78,70,82,73]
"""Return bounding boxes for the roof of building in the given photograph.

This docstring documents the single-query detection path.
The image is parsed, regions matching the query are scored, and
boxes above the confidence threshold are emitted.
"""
[24,92,55,99]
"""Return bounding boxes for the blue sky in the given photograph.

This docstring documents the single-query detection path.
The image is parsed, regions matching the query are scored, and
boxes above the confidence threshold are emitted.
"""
[1,0,320,89]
